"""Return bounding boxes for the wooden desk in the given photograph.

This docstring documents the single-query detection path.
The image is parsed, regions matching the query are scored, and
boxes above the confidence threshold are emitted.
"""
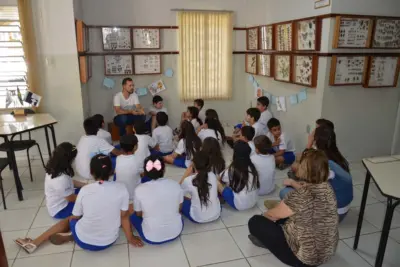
[353,156,400,267]
[0,114,58,201]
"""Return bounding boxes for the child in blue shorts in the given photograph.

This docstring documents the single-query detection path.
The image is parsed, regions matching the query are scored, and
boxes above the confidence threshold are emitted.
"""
[266,118,296,167]
[151,112,174,157]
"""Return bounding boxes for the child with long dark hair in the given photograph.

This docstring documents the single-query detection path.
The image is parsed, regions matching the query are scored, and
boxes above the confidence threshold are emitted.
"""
[201,137,225,175]
[197,117,227,146]
[44,142,84,219]
[187,106,203,131]
[180,151,221,223]
[218,141,260,211]
[130,155,184,244]
[164,121,202,168]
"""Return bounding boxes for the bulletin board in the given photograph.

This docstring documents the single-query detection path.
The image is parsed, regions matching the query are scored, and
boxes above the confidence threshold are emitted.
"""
[257,54,273,77]
[245,54,257,74]
[259,25,273,50]
[134,54,161,75]
[274,54,292,82]
[293,55,318,87]
[133,28,161,49]
[372,19,400,48]
[365,56,400,88]
[295,18,320,51]
[101,27,132,50]
[247,27,259,50]
[104,55,133,76]
[333,16,373,48]
[275,22,293,51]
[329,56,368,86]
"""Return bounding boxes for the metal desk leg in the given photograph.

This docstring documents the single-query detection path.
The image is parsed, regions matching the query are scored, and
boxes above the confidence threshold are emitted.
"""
[44,126,51,156]
[6,137,23,200]
[353,171,371,249]
[49,125,57,149]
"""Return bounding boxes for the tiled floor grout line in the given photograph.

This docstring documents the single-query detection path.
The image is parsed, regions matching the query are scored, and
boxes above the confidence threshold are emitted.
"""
[178,236,192,267]
[340,239,374,267]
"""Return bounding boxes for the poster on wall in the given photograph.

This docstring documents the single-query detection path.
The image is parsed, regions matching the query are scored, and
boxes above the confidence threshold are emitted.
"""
[133,28,160,49]
[260,25,273,50]
[245,54,257,74]
[372,19,400,48]
[101,27,132,50]
[330,56,367,85]
[365,56,400,87]
[276,23,293,51]
[296,18,318,51]
[333,17,373,48]
[293,55,317,87]
[148,80,166,96]
[274,55,291,82]
[104,55,133,75]
[257,54,272,77]
[314,0,330,9]
[134,54,161,74]
[247,27,259,50]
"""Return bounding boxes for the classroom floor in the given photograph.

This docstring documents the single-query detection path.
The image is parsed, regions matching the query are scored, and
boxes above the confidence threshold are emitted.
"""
[2,150,400,267]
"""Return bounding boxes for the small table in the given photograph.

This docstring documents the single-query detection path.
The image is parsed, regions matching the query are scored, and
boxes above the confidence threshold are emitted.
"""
[0,114,58,201]
[353,156,400,267]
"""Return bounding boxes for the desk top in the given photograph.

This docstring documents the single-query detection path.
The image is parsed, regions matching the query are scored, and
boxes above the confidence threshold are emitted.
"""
[0,114,57,136]
[363,156,400,199]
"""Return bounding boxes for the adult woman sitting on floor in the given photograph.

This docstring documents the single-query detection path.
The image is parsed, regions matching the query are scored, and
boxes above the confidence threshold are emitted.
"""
[248,149,339,267]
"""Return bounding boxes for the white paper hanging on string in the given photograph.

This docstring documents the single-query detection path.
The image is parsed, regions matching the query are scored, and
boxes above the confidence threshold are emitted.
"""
[276,96,286,112]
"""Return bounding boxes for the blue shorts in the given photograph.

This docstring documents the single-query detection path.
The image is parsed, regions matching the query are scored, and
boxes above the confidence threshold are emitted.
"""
[70,219,114,251]
[234,124,243,129]
[130,213,183,245]
[150,149,173,157]
[173,156,187,168]
[181,199,198,223]
[141,177,151,183]
[221,187,237,210]
[283,152,296,165]
[279,186,295,200]
[53,188,80,219]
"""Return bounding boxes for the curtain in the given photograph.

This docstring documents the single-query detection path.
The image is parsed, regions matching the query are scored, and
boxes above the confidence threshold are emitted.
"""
[178,11,233,101]
[17,0,39,94]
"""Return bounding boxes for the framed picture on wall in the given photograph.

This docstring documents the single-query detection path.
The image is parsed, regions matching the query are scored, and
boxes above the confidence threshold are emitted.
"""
[133,28,161,49]
[329,56,368,86]
[101,27,132,50]
[247,27,259,50]
[257,54,273,77]
[134,54,161,75]
[364,56,400,88]
[259,25,274,50]
[372,18,400,48]
[274,54,292,82]
[294,18,320,51]
[245,54,257,74]
[332,16,373,48]
[293,55,318,87]
[104,55,133,76]
[275,22,293,51]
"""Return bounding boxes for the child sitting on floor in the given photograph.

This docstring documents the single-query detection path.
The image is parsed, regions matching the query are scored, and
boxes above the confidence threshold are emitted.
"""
[92,114,112,145]
[187,106,203,131]
[256,96,273,134]
[45,142,85,219]
[164,121,202,169]
[239,126,256,155]
[251,135,276,196]
[266,118,295,167]
[134,120,157,167]
[115,134,142,214]
[246,108,265,138]
[197,117,226,146]
[218,141,259,211]
[151,112,174,156]
[15,155,143,254]
[201,137,225,175]
[194,99,206,123]
[180,151,221,223]
[76,117,121,182]
[148,95,167,131]
[130,155,184,244]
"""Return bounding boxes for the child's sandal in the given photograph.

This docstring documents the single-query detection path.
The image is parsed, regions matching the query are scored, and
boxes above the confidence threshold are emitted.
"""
[14,238,37,254]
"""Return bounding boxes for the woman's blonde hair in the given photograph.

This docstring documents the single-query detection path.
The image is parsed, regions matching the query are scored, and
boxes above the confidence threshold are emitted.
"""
[296,149,329,184]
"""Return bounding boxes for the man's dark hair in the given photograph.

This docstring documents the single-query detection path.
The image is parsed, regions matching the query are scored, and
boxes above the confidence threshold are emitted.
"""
[122,77,133,86]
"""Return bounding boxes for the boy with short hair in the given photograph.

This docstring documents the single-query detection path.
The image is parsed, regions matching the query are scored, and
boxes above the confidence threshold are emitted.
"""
[267,118,295,167]
[246,108,265,138]
[256,96,273,134]
[152,112,174,156]
[239,126,256,155]
[251,135,276,195]
[92,114,112,145]
[148,95,167,131]
[134,120,157,167]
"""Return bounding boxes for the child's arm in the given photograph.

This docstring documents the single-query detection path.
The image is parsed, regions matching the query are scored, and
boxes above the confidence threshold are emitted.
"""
[274,149,285,157]
[73,180,86,188]
[121,210,143,247]
[65,194,77,203]
[111,148,122,156]
[179,165,193,184]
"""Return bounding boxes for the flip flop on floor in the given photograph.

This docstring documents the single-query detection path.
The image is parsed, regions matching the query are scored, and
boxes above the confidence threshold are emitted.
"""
[14,238,37,254]
[49,232,74,245]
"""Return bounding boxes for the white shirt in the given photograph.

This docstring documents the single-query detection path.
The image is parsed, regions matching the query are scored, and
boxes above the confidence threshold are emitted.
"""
[175,139,196,167]
[221,169,258,211]
[134,178,183,243]
[198,129,222,145]
[135,134,157,169]
[181,172,221,223]
[45,173,74,217]
[191,119,201,131]
[267,132,295,152]
[248,141,256,156]
[115,154,142,201]
[76,135,115,180]
[97,128,112,145]
[198,109,206,123]
[73,182,129,246]
[149,106,167,115]
[259,110,273,133]
[153,126,174,153]
[113,92,140,113]
[251,154,276,195]
[252,121,267,138]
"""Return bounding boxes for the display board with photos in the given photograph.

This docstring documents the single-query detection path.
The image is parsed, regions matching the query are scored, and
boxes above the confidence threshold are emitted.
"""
[295,18,319,51]
[372,19,400,48]
[260,25,273,50]
[104,55,133,75]
[333,16,373,48]
[247,27,259,50]
[330,56,368,86]
[365,56,400,87]
[101,27,132,50]
[276,23,293,51]
[293,55,317,87]
[274,54,291,82]
[257,54,272,77]
[245,54,257,74]
[133,28,160,49]
[134,54,161,75]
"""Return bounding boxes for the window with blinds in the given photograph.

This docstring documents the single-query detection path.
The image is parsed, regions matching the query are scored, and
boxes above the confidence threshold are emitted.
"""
[0,6,29,109]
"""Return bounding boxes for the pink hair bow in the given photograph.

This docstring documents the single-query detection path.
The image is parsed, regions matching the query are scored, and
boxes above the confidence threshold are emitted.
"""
[145,160,162,171]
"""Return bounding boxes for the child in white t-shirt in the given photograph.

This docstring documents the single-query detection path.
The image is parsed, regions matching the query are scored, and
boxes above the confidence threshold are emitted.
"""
[187,106,203,131]
[164,121,202,168]
[217,141,260,211]
[246,108,266,138]
[180,151,221,223]
[92,114,112,145]
[130,155,184,244]
[251,135,276,196]
[239,126,256,155]
[45,142,85,219]
[151,112,174,156]
[256,96,273,134]
[197,117,226,146]
[200,137,225,175]
[115,134,142,213]
[147,95,168,131]
[15,155,143,254]
[266,118,296,167]
[133,120,157,167]
[75,117,121,182]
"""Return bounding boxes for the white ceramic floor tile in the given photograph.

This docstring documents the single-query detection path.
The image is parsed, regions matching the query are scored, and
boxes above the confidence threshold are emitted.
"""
[181,217,226,235]
[129,239,188,267]
[338,209,379,239]
[5,190,44,210]
[17,159,46,168]
[74,228,127,251]
[17,227,74,258]
[344,232,400,267]
[361,202,400,230]
[247,254,288,267]
[275,169,288,179]
[321,241,371,267]
[389,228,400,243]
[1,168,27,181]
[2,230,28,260]
[71,244,129,267]
[221,205,261,228]
[19,166,46,181]
[203,259,250,267]
[351,169,369,185]
[11,177,45,192]
[13,252,72,267]
[350,187,380,208]
[181,229,243,266]
[2,177,17,193]
[228,225,269,257]
[30,207,59,228]
[0,208,38,231]
[355,183,387,202]
[8,260,14,267]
